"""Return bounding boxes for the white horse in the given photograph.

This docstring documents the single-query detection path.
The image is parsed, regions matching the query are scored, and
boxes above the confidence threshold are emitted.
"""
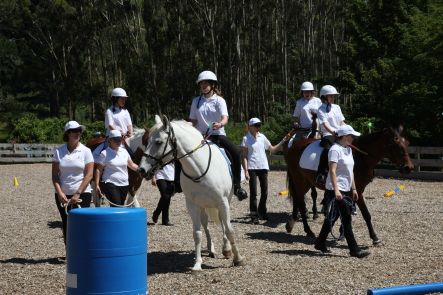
[138,115,245,271]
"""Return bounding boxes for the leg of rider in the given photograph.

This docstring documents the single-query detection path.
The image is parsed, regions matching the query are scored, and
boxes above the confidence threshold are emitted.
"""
[317,135,334,183]
[248,170,258,215]
[216,135,248,200]
[257,170,268,219]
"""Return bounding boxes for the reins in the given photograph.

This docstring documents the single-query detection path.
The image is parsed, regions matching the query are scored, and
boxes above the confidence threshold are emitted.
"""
[61,198,82,215]
[96,191,139,207]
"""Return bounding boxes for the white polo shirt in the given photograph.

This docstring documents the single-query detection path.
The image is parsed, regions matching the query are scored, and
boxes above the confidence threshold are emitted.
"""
[155,162,175,181]
[292,97,322,128]
[325,143,354,192]
[52,143,94,195]
[241,132,271,170]
[317,103,345,136]
[97,146,131,186]
[105,106,132,135]
[189,94,229,136]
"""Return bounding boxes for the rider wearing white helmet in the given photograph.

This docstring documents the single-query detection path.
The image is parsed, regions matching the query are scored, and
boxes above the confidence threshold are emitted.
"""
[188,70,248,201]
[105,87,133,139]
[292,81,322,141]
[316,85,345,184]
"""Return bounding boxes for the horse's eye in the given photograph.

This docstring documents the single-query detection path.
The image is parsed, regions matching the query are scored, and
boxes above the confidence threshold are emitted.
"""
[155,139,163,144]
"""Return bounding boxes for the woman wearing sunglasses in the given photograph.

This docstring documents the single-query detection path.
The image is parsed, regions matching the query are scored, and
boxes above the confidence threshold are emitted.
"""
[94,130,139,206]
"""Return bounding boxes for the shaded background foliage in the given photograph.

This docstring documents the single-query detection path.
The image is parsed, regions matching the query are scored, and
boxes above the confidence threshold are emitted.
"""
[0,0,441,145]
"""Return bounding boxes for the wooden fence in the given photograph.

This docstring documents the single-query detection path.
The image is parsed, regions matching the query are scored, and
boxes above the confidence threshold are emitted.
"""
[0,143,442,180]
[0,143,58,164]
[267,146,443,181]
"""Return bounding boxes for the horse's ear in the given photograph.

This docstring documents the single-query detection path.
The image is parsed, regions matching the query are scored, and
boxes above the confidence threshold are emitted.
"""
[155,115,162,125]
[397,125,404,135]
[161,115,169,128]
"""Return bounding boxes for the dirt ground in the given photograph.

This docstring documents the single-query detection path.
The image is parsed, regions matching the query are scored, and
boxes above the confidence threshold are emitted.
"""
[0,164,442,295]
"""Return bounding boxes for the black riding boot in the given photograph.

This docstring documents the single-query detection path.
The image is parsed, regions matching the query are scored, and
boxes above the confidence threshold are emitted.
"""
[316,148,329,185]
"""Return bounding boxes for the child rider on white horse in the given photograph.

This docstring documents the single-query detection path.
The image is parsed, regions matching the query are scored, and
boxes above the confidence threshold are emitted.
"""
[188,70,248,201]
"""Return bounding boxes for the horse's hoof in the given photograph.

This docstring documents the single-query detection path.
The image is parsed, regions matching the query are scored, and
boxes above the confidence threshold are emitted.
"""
[209,252,217,259]
[222,250,232,259]
[373,239,383,246]
[285,220,294,233]
[233,258,246,267]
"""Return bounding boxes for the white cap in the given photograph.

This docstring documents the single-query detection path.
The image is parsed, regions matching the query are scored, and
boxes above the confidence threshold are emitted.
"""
[111,87,128,97]
[64,121,85,132]
[248,117,262,126]
[109,130,122,138]
[196,71,217,84]
[320,85,339,96]
[300,81,314,91]
[336,125,361,137]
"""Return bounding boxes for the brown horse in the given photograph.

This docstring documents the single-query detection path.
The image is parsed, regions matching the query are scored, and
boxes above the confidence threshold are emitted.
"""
[87,128,150,206]
[284,126,414,245]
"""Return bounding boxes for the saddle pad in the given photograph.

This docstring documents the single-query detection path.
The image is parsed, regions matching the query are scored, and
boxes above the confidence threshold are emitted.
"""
[209,142,233,178]
[299,140,322,171]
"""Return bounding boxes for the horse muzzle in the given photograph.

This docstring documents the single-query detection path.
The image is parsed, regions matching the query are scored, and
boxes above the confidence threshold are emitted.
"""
[138,167,154,180]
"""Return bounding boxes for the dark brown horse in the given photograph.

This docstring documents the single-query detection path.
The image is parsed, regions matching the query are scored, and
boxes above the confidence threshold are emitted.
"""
[284,126,414,245]
[87,128,150,206]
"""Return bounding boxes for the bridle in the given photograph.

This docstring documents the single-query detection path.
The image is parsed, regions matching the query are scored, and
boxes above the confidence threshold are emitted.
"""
[143,121,212,182]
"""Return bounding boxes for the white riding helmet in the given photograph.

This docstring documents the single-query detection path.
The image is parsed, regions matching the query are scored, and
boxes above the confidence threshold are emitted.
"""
[111,87,128,97]
[320,85,339,97]
[300,81,314,91]
[196,71,217,84]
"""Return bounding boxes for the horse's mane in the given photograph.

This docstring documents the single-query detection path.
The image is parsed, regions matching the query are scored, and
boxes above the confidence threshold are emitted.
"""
[133,128,145,136]
[171,120,203,138]
[353,130,385,146]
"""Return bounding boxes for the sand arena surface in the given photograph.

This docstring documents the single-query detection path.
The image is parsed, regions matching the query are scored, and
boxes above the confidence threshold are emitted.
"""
[0,164,442,294]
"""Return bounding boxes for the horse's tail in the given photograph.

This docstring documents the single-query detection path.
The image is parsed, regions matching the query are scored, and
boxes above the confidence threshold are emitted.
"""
[206,208,220,225]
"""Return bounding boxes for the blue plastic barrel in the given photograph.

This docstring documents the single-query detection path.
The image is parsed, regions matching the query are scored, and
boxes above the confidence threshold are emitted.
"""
[367,282,443,295]
[66,208,147,295]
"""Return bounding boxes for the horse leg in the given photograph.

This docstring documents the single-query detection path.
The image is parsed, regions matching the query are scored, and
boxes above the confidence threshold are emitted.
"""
[311,187,319,220]
[218,201,245,267]
[286,196,298,233]
[200,210,216,258]
[299,196,316,238]
[357,196,381,246]
[219,220,232,259]
[186,201,204,271]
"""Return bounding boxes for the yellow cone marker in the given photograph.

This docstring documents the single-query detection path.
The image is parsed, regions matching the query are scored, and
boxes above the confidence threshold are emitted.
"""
[13,177,19,187]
